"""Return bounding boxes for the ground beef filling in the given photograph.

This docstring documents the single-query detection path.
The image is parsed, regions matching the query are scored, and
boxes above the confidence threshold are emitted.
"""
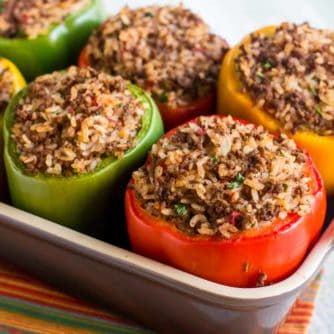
[11,66,144,176]
[0,62,14,110]
[236,22,334,135]
[133,116,314,239]
[85,5,228,108]
[0,0,89,38]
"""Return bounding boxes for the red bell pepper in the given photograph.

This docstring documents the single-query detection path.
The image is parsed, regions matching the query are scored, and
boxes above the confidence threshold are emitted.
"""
[156,94,214,131]
[78,46,215,130]
[125,116,326,288]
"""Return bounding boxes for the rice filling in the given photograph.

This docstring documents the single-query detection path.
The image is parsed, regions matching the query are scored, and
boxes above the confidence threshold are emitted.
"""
[0,0,89,38]
[85,4,228,108]
[0,61,14,110]
[236,22,334,135]
[11,66,144,176]
[133,116,314,238]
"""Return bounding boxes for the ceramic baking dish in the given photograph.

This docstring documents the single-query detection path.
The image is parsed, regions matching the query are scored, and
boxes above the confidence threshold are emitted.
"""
[0,200,333,334]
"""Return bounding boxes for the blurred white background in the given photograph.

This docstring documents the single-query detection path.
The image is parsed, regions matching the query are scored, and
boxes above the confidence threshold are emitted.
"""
[102,0,334,44]
[101,1,334,333]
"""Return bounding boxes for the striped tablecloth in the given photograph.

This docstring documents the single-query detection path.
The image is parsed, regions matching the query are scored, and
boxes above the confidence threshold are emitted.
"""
[0,262,321,334]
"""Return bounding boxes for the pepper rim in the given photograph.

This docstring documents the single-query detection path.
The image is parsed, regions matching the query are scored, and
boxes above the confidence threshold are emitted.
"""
[127,115,324,242]
[4,83,156,181]
[0,0,98,42]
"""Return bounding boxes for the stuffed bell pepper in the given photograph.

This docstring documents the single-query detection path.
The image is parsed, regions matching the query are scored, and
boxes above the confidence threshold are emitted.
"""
[79,4,229,130]
[125,115,326,288]
[0,57,25,200]
[0,0,103,81]
[4,66,163,229]
[218,22,334,193]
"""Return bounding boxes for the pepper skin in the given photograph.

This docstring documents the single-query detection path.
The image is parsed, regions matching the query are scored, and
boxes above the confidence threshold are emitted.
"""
[4,84,164,230]
[79,46,215,130]
[125,116,326,288]
[0,58,26,201]
[0,58,26,95]
[0,0,103,81]
[217,26,334,193]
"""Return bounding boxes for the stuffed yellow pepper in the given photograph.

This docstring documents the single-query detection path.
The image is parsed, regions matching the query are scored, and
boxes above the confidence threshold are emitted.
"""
[0,57,25,200]
[218,23,334,193]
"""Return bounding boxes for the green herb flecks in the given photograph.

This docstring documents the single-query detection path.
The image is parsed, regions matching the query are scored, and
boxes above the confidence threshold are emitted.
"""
[309,84,317,97]
[174,203,188,216]
[263,61,272,69]
[315,105,322,116]
[211,156,219,164]
[227,173,245,189]
[255,71,265,80]
[157,91,168,103]
[144,12,154,17]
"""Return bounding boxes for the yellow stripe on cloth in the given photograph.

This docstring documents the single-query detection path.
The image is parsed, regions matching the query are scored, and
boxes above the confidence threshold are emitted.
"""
[0,310,95,334]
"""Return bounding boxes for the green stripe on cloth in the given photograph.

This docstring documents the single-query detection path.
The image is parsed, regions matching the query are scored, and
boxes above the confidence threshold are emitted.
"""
[0,296,153,334]
[0,325,34,334]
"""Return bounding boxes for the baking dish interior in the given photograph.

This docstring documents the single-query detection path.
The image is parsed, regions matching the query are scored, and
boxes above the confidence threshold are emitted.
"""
[0,194,332,306]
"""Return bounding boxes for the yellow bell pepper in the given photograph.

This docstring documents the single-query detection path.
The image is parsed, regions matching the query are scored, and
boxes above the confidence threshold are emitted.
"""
[0,58,26,200]
[0,58,26,94]
[217,26,334,193]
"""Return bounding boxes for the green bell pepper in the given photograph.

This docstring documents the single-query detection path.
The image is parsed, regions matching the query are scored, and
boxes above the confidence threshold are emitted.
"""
[4,84,164,230]
[0,0,104,81]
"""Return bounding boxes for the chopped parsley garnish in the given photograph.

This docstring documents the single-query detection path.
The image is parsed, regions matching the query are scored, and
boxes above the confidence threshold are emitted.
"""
[157,91,168,103]
[315,105,322,115]
[263,61,272,69]
[174,203,188,216]
[309,84,317,97]
[255,71,265,80]
[144,12,154,17]
[227,173,245,189]
[211,156,219,164]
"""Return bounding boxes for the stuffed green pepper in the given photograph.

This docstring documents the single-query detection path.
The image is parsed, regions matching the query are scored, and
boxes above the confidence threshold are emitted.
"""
[0,0,103,81]
[4,66,163,229]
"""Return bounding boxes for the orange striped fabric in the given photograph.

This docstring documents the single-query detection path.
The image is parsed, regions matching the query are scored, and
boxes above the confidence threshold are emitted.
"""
[277,272,322,334]
[0,262,321,334]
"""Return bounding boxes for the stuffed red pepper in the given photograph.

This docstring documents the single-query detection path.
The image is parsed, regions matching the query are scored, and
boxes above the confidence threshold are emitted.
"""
[79,4,229,129]
[125,115,326,287]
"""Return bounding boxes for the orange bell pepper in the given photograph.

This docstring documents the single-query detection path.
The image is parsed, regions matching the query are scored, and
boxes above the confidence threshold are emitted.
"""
[217,26,334,193]
[125,116,326,288]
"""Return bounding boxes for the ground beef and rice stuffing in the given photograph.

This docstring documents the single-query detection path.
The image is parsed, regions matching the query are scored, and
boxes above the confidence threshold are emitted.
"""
[0,0,89,38]
[0,61,14,111]
[236,22,334,135]
[85,4,229,108]
[133,116,315,238]
[11,66,144,176]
